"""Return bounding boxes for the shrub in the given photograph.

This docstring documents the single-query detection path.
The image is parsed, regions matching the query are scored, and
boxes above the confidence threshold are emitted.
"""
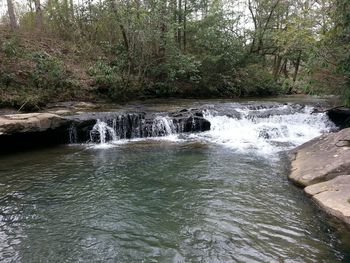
[30,52,74,91]
[87,59,131,100]
[1,38,21,58]
[147,53,201,96]
[237,65,282,97]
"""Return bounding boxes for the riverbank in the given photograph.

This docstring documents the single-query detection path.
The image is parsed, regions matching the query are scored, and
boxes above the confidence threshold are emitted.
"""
[289,127,350,225]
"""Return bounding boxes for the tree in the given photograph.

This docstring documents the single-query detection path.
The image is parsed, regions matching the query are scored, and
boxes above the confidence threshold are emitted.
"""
[7,0,18,30]
[34,0,43,31]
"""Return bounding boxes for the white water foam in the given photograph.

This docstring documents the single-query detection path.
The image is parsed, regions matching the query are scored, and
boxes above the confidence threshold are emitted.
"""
[90,119,118,148]
[85,104,336,155]
[152,116,176,136]
[194,106,335,155]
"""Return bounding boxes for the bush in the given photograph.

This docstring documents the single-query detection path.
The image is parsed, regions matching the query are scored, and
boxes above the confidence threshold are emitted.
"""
[147,53,201,96]
[237,65,282,97]
[1,38,21,58]
[30,52,75,91]
[87,59,132,100]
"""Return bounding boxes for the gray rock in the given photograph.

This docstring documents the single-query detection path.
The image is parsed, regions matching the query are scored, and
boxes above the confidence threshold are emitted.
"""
[289,128,350,187]
[0,113,68,135]
[304,175,350,225]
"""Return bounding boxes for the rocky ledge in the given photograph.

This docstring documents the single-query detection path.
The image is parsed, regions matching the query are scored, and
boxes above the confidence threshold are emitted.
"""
[289,127,350,225]
[0,113,66,135]
[0,108,210,151]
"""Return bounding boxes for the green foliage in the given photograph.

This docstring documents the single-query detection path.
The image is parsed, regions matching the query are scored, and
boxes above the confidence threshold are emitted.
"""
[19,11,36,31]
[238,65,282,97]
[87,59,132,100]
[30,52,75,91]
[1,39,20,57]
[3,0,350,107]
[0,72,15,87]
[148,53,201,96]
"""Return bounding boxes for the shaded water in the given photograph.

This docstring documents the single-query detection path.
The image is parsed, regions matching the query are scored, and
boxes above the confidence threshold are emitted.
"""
[1,99,350,262]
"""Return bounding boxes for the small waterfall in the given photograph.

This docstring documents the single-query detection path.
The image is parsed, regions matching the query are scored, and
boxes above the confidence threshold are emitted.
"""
[151,117,175,137]
[90,119,117,144]
[199,105,336,154]
[68,102,334,154]
[68,125,77,144]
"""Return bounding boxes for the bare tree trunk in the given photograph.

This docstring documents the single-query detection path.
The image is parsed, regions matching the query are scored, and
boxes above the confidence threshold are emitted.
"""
[28,0,34,13]
[159,0,167,59]
[183,0,187,52]
[7,0,18,30]
[69,0,75,20]
[34,0,43,31]
[177,0,182,49]
[110,0,132,79]
[273,55,282,80]
[293,50,302,83]
[278,58,288,78]
[248,0,257,53]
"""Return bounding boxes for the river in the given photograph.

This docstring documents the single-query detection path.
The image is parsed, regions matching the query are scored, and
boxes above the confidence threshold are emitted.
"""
[0,98,350,262]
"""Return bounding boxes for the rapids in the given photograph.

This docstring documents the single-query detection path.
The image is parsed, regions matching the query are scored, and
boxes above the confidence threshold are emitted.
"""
[83,102,335,156]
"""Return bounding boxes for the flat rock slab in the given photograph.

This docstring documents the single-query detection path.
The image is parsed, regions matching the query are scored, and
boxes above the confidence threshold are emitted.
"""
[304,175,350,224]
[289,128,350,187]
[0,113,67,135]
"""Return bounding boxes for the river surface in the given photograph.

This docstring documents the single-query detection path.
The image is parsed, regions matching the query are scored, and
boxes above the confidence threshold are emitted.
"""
[1,98,350,262]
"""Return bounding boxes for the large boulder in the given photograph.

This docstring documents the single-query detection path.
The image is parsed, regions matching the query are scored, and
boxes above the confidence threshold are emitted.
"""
[289,128,350,187]
[289,128,350,225]
[304,175,350,224]
[0,113,68,135]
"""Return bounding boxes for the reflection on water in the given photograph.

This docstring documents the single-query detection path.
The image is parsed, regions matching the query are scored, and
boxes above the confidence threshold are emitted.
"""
[0,142,349,262]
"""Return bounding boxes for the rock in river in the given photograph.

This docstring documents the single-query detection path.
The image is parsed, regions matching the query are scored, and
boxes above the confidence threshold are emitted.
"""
[305,175,350,225]
[289,128,350,187]
[289,127,350,225]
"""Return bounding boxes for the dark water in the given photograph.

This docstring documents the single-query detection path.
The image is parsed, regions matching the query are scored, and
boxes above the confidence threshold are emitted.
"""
[0,141,350,262]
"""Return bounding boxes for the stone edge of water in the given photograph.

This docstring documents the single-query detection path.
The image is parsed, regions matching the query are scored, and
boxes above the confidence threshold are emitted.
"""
[288,127,350,226]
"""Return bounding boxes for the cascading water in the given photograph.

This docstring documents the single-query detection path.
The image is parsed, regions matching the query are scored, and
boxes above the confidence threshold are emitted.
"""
[68,125,78,144]
[195,104,336,155]
[151,116,175,137]
[75,102,336,155]
[90,119,117,145]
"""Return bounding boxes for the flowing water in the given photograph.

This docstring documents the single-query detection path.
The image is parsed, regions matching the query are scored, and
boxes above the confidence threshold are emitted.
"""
[1,99,350,262]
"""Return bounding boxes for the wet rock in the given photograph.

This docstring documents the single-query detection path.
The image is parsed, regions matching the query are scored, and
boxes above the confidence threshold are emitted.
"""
[246,104,305,119]
[226,110,241,119]
[169,109,210,132]
[304,175,350,225]
[0,108,211,149]
[289,128,350,187]
[327,107,350,129]
[289,128,350,225]
[67,109,211,143]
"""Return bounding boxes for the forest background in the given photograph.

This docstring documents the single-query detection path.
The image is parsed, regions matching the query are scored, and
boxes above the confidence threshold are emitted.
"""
[0,0,349,110]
